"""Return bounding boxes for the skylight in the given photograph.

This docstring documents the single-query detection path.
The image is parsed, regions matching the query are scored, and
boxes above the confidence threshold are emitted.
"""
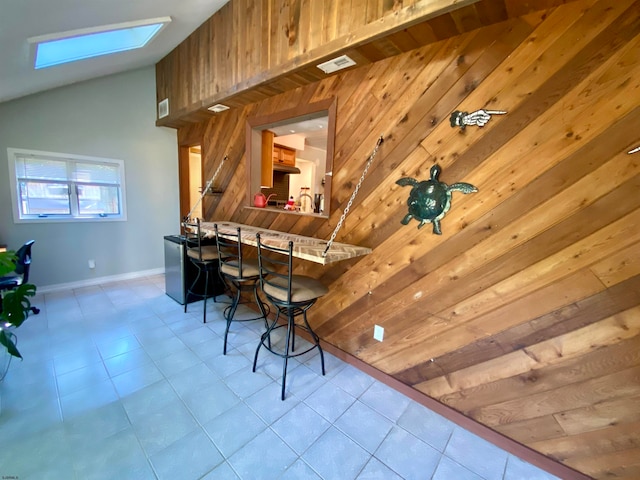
[28,17,171,70]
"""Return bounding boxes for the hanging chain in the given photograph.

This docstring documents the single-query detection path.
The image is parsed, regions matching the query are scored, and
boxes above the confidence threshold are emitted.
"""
[205,154,228,195]
[185,155,227,222]
[323,135,384,257]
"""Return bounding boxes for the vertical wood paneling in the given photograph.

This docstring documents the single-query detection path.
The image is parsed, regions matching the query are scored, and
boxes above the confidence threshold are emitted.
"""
[322,0,339,44]
[307,0,324,54]
[169,1,640,478]
[156,0,521,124]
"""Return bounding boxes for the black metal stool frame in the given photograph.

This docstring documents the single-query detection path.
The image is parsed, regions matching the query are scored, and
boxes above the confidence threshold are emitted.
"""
[253,233,325,401]
[183,219,222,324]
[214,224,269,355]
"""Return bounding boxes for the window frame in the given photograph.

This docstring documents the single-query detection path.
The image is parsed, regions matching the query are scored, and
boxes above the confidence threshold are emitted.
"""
[245,97,336,217]
[7,148,127,224]
[28,17,171,70]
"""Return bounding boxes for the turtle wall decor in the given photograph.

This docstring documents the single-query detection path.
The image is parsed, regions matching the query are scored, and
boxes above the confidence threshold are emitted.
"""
[396,164,478,235]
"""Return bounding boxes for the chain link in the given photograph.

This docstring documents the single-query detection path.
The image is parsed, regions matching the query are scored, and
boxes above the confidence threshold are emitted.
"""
[323,135,384,257]
[185,155,227,221]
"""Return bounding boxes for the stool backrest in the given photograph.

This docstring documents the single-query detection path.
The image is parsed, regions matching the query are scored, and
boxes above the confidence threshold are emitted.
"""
[183,219,206,261]
[256,233,294,304]
[214,224,246,278]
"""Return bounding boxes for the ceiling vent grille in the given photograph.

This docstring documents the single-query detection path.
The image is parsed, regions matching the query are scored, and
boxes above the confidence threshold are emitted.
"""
[158,98,169,119]
[317,55,356,74]
[208,104,230,113]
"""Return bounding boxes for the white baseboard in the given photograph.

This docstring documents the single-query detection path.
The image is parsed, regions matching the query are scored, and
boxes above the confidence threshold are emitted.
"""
[37,268,165,294]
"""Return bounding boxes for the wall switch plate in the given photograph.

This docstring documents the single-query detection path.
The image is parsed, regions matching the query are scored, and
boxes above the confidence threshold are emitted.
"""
[373,325,384,342]
[88,259,95,269]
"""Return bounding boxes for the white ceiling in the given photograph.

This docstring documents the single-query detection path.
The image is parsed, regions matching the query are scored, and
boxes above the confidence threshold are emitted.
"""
[0,0,229,104]
[270,116,329,150]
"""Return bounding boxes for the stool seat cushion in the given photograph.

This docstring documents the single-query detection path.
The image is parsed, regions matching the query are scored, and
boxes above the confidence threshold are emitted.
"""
[187,245,218,261]
[264,275,328,303]
[220,258,261,279]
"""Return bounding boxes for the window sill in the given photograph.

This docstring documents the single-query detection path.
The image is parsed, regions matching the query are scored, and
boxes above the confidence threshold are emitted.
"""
[244,206,328,218]
[13,215,127,224]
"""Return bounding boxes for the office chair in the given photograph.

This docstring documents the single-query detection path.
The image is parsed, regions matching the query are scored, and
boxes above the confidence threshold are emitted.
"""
[253,233,328,400]
[0,240,40,315]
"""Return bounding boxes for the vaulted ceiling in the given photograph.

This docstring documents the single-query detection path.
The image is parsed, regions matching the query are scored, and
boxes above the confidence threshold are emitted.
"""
[0,0,229,104]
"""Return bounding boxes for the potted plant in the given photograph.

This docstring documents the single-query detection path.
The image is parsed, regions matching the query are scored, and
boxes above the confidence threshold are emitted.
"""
[0,250,37,378]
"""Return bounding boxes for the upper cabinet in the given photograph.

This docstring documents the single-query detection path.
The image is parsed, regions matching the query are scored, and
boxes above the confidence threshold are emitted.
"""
[259,131,298,188]
[273,145,296,167]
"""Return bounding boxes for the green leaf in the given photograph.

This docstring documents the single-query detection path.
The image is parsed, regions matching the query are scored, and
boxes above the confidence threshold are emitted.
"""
[0,283,36,328]
[0,251,36,359]
[0,251,17,277]
[0,329,22,359]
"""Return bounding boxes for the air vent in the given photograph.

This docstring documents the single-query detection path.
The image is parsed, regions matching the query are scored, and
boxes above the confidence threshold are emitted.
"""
[208,104,230,113]
[317,55,356,74]
[158,98,169,119]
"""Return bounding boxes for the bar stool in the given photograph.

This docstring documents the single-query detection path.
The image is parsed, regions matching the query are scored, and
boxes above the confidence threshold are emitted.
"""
[214,224,269,355]
[183,219,221,324]
[253,233,328,400]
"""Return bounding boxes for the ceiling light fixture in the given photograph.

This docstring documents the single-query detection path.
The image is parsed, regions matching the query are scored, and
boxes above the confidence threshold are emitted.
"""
[208,104,230,113]
[28,17,171,70]
[317,54,356,74]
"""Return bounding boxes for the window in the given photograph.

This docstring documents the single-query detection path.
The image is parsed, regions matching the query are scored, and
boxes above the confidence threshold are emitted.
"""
[28,17,171,70]
[246,98,336,217]
[7,148,127,223]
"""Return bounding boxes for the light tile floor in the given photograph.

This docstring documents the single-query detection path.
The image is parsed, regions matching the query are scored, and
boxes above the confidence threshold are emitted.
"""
[0,274,561,480]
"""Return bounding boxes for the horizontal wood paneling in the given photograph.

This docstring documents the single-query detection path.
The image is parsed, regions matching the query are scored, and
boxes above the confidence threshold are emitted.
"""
[169,0,640,478]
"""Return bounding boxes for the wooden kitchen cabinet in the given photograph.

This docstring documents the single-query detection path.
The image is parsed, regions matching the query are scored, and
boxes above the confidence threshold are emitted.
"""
[261,130,275,188]
[273,145,296,167]
[260,132,298,189]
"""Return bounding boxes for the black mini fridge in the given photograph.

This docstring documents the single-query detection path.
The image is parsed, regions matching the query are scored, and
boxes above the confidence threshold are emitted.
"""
[163,235,225,304]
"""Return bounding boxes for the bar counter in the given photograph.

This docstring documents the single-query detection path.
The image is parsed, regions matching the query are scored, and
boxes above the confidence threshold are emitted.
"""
[199,221,371,265]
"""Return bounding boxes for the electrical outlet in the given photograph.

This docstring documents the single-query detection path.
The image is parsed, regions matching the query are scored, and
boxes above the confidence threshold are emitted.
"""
[373,325,384,342]
[88,259,95,269]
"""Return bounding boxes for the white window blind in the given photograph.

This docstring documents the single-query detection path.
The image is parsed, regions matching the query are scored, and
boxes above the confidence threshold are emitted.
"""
[7,148,127,223]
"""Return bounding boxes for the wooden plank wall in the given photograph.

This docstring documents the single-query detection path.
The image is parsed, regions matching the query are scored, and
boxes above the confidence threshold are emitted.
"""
[157,0,419,122]
[157,0,566,126]
[175,0,640,478]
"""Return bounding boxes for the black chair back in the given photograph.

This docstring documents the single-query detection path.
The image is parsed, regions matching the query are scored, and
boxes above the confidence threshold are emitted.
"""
[2,240,35,285]
[256,233,294,305]
[183,219,206,261]
[215,225,249,279]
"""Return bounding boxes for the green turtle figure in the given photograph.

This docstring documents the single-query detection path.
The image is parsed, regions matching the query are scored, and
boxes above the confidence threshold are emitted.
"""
[396,164,477,235]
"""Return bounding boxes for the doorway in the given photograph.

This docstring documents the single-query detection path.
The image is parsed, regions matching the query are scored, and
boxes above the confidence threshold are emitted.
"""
[178,144,203,222]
